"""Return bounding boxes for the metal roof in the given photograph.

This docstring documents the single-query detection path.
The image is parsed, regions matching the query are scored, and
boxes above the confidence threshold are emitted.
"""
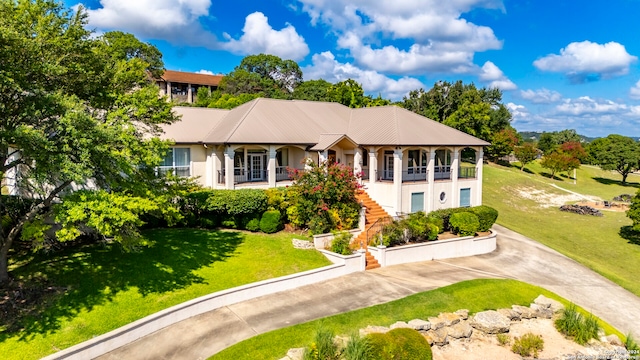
[163,98,490,147]
[309,134,358,151]
[159,70,223,87]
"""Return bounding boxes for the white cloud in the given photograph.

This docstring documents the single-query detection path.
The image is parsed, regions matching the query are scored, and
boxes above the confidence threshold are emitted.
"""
[222,12,309,61]
[303,51,424,99]
[196,69,214,75]
[296,1,504,75]
[506,102,528,119]
[555,96,629,116]
[78,0,216,45]
[478,61,516,90]
[520,88,562,104]
[533,41,637,83]
[630,80,640,100]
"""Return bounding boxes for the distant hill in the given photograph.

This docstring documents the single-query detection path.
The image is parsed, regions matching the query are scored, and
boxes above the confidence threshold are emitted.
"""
[518,131,611,143]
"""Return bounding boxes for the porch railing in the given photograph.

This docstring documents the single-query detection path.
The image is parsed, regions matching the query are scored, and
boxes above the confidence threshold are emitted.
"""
[458,167,477,179]
[434,166,451,180]
[402,166,428,182]
[376,170,394,181]
[217,168,268,184]
[364,216,393,248]
[360,166,369,180]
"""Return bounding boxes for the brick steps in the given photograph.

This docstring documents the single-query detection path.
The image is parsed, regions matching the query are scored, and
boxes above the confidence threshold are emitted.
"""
[353,191,390,270]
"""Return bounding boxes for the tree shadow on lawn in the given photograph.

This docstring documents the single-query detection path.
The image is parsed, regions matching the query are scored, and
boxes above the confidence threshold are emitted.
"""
[1,228,243,342]
[619,226,640,246]
[593,177,640,189]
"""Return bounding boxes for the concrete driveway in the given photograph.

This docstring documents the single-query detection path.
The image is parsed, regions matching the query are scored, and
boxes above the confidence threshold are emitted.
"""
[97,224,640,360]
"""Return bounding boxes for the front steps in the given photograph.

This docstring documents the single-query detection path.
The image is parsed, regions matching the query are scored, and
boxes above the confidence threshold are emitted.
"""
[353,191,391,270]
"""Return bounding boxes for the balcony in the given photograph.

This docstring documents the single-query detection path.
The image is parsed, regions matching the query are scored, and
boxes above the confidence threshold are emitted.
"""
[402,166,428,182]
[434,166,451,180]
[458,166,477,179]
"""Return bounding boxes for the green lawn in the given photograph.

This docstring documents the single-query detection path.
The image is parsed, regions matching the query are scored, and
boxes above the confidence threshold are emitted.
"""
[212,279,622,360]
[1,228,331,360]
[484,162,640,297]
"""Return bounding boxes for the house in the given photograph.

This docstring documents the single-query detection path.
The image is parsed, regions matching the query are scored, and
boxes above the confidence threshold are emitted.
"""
[159,98,489,216]
[155,70,223,104]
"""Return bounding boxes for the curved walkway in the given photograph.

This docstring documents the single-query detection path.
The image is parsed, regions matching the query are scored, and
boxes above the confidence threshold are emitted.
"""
[97,225,640,359]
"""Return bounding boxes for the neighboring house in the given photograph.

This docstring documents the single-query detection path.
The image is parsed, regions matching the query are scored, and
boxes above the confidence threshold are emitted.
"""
[160,98,489,216]
[155,70,223,104]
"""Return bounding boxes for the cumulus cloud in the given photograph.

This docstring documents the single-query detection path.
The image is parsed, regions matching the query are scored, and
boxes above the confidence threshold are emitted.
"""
[303,51,424,99]
[478,61,516,90]
[630,80,640,100]
[222,12,309,61]
[78,0,216,45]
[533,41,637,83]
[506,102,528,119]
[555,96,630,116]
[196,69,214,75]
[520,88,562,104]
[296,1,504,75]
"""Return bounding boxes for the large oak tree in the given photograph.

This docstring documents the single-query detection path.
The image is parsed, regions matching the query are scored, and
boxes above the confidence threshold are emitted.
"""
[0,0,182,282]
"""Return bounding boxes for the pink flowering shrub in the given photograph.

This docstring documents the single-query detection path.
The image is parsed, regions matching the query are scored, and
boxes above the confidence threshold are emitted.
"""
[288,160,362,234]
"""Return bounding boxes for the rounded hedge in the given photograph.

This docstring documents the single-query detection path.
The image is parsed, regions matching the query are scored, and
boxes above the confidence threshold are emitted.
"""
[449,212,480,236]
[469,205,498,232]
[366,328,432,360]
[259,210,283,234]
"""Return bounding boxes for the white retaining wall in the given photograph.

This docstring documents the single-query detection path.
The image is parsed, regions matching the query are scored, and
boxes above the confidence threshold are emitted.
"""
[368,231,496,267]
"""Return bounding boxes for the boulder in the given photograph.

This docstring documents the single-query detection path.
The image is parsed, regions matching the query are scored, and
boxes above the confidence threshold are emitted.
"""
[530,303,553,319]
[428,312,461,330]
[497,308,521,321]
[424,327,449,346]
[604,334,623,347]
[470,310,511,334]
[454,309,470,320]
[533,295,564,313]
[512,305,536,319]
[359,325,389,337]
[448,321,473,339]
[285,348,304,360]
[408,319,431,331]
[390,321,412,330]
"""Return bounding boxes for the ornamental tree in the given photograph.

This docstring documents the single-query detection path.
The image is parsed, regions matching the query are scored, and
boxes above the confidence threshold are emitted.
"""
[0,0,182,282]
[513,143,539,171]
[588,134,640,184]
[287,161,361,234]
[540,152,580,179]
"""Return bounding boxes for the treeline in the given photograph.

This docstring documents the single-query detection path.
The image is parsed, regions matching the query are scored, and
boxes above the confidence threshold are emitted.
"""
[187,54,516,161]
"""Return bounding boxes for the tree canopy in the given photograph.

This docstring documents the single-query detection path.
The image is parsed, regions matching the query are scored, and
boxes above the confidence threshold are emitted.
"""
[587,134,640,184]
[0,0,183,282]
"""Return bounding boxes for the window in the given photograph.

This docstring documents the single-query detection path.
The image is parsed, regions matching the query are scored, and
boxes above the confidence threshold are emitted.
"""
[362,149,368,167]
[439,191,447,203]
[460,188,471,207]
[411,192,424,213]
[159,148,190,177]
[276,148,288,167]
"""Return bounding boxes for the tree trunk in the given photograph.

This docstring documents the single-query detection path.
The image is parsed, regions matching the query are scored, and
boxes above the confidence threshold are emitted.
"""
[623,173,628,184]
[0,240,10,283]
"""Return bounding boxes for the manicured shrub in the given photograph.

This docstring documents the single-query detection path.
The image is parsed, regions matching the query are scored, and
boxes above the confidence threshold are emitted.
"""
[343,334,373,360]
[259,210,282,234]
[449,212,479,236]
[426,215,444,235]
[469,205,498,232]
[206,189,268,217]
[244,216,261,232]
[428,208,458,232]
[381,220,406,247]
[198,217,218,229]
[366,328,432,360]
[330,231,353,255]
[403,212,431,242]
[221,217,237,229]
[511,333,544,358]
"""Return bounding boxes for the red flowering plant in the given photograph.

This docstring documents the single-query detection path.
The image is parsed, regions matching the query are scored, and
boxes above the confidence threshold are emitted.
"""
[287,160,362,234]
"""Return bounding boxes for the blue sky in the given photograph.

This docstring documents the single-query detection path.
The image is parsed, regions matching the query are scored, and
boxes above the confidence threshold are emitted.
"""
[65,0,640,137]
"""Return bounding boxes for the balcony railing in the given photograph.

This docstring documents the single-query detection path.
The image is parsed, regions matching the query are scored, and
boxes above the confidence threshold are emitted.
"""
[458,167,477,179]
[376,170,394,181]
[402,166,428,182]
[360,166,369,180]
[434,166,451,180]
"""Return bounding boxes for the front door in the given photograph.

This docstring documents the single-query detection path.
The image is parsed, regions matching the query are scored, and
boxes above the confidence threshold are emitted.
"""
[384,154,394,180]
[249,154,264,181]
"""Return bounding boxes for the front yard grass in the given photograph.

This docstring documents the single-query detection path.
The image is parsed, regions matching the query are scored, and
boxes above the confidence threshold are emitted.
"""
[0,228,331,360]
[483,162,640,297]
[212,279,621,360]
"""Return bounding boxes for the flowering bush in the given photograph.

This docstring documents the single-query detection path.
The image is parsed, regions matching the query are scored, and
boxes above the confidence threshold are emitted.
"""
[288,160,361,234]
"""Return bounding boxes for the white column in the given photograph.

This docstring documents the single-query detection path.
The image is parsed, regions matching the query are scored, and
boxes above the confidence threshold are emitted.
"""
[354,147,363,178]
[427,148,436,212]
[476,147,484,206]
[451,147,459,207]
[369,147,377,184]
[187,83,193,103]
[304,150,312,170]
[211,147,220,189]
[5,147,19,196]
[318,150,328,164]
[166,81,172,102]
[393,148,403,214]
[205,147,213,188]
[268,145,277,187]
[224,147,234,189]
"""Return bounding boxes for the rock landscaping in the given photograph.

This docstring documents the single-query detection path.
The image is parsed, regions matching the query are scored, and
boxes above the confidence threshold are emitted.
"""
[280,295,633,360]
[559,204,603,216]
